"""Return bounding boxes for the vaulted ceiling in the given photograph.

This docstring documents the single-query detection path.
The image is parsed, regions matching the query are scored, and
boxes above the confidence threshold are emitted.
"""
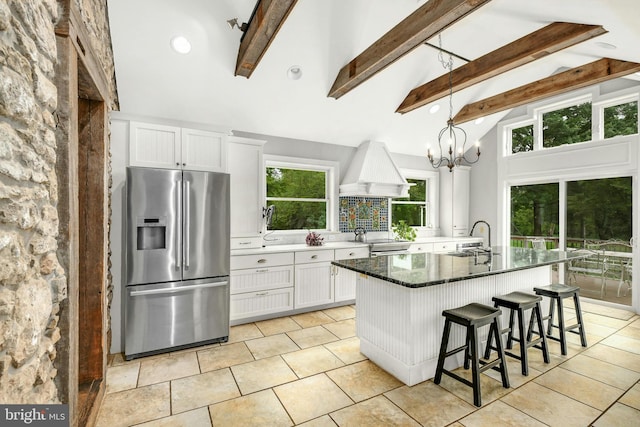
[108,0,640,157]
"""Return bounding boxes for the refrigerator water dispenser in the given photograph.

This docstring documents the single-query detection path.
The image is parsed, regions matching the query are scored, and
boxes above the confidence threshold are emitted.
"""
[137,217,166,250]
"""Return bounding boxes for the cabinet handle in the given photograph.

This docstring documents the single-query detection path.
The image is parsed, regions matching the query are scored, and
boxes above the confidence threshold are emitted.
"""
[176,162,180,166]
[349,252,355,256]
[257,259,267,263]
[255,269,269,273]
[256,292,269,296]
[182,163,186,166]
[239,241,251,245]
[311,255,318,259]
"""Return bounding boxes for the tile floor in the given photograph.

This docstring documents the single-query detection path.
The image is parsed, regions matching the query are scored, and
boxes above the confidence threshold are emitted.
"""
[97,302,640,426]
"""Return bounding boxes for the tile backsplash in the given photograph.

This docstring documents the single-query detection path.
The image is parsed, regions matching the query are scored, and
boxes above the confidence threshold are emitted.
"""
[339,197,389,232]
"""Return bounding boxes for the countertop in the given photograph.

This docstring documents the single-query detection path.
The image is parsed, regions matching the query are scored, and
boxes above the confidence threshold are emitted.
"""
[332,246,588,288]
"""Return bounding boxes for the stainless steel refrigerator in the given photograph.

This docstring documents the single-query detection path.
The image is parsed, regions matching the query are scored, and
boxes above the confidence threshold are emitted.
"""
[124,166,230,360]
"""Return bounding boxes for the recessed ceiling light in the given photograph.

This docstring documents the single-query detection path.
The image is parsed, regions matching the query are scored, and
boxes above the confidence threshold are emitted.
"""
[595,41,617,50]
[170,36,191,54]
[287,65,302,80]
[474,117,484,125]
[429,104,440,114]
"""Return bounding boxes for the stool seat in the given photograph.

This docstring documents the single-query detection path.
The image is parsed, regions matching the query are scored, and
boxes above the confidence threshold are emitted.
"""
[443,302,501,326]
[485,291,549,376]
[435,302,509,407]
[533,284,587,356]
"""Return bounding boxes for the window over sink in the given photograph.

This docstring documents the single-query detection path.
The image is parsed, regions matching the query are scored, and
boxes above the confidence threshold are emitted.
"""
[391,169,438,230]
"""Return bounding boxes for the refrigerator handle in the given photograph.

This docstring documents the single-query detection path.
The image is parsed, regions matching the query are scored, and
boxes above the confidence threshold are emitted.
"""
[129,281,229,296]
[176,177,182,268]
[185,179,190,269]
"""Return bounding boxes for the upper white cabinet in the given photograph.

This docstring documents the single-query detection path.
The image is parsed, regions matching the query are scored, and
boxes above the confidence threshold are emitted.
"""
[129,121,227,172]
[228,137,266,245]
[439,167,470,237]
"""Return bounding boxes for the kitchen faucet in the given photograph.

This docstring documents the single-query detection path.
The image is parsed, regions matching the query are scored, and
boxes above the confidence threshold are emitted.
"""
[470,220,491,249]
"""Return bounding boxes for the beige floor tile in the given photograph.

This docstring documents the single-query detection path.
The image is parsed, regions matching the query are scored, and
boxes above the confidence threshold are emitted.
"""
[581,320,618,338]
[583,343,640,373]
[291,311,335,328]
[384,381,476,427]
[580,302,635,320]
[436,369,510,407]
[208,389,293,426]
[482,353,542,388]
[592,402,640,426]
[330,395,420,426]
[502,381,600,427]
[274,373,353,424]
[459,400,546,427]
[171,368,240,414]
[601,333,640,355]
[282,346,345,378]
[227,323,264,343]
[560,353,640,389]
[231,355,298,395]
[323,305,356,321]
[323,336,367,365]
[326,360,402,402]
[544,336,586,358]
[534,366,624,410]
[287,325,339,349]
[322,319,356,339]
[583,312,632,329]
[297,415,337,426]
[137,352,200,387]
[619,382,640,410]
[245,333,300,359]
[95,382,170,427]
[134,407,212,427]
[197,342,254,372]
[105,362,140,394]
[617,325,640,340]
[628,317,640,329]
[255,316,302,336]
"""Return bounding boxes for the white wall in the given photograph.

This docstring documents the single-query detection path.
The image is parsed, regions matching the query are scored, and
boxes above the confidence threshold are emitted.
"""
[468,125,499,243]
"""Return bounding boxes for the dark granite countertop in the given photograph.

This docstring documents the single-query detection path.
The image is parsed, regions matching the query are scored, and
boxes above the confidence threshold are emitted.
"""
[331,246,588,288]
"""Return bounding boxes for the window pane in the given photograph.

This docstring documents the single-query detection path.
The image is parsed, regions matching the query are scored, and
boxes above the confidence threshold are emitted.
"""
[542,102,592,148]
[511,124,533,153]
[266,167,326,198]
[392,204,424,227]
[566,177,632,246]
[604,101,638,139]
[394,179,426,202]
[267,200,327,230]
[510,183,559,247]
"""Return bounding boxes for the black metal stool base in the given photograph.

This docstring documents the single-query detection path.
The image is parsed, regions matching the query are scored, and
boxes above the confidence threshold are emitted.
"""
[534,284,587,356]
[434,303,510,407]
[484,291,550,376]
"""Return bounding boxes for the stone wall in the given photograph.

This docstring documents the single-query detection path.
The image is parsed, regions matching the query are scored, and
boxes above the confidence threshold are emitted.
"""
[0,0,64,403]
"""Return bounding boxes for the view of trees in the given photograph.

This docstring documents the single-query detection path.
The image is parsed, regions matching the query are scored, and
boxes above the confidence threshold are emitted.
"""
[266,167,327,230]
[511,183,559,238]
[604,100,638,138]
[392,179,426,226]
[542,102,592,147]
[511,124,533,153]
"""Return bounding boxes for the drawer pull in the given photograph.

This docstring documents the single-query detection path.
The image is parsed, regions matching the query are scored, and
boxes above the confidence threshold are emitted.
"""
[311,255,318,259]
[255,269,269,273]
[256,292,269,296]
[349,252,355,256]
[239,241,251,245]
[257,258,267,263]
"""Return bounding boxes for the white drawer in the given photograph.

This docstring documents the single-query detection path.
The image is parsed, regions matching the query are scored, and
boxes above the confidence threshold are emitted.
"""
[432,241,457,252]
[334,247,370,260]
[294,249,334,264]
[231,252,294,270]
[230,265,294,294]
[230,287,294,321]
[409,243,434,253]
[231,237,263,250]
[452,229,468,237]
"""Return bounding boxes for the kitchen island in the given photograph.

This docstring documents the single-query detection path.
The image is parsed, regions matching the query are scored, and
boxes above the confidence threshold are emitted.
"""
[332,247,587,385]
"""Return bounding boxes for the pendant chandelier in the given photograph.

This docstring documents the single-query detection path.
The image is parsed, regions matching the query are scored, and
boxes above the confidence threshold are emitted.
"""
[427,36,480,172]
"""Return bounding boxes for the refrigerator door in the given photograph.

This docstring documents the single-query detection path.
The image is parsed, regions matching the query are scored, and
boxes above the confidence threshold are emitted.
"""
[182,170,230,280]
[126,167,182,285]
[124,277,230,359]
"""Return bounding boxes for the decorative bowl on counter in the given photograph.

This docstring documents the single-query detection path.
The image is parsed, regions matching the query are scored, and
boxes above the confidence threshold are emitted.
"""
[306,231,324,246]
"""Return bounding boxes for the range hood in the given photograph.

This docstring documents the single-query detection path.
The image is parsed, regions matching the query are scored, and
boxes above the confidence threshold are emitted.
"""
[340,141,411,198]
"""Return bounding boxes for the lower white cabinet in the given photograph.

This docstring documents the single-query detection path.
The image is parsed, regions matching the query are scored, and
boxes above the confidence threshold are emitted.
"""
[230,288,294,321]
[295,261,334,309]
[333,247,369,301]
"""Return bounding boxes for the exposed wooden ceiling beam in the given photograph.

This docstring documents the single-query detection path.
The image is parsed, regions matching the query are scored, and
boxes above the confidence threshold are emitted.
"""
[235,0,298,78]
[328,0,493,99]
[397,22,607,114]
[452,58,640,124]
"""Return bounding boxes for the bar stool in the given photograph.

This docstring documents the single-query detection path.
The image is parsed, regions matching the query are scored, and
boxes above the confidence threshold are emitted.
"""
[434,302,510,407]
[533,284,587,355]
[484,291,550,376]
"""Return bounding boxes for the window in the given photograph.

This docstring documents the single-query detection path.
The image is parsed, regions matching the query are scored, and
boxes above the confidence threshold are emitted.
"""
[511,124,534,154]
[603,100,638,139]
[542,101,592,148]
[391,178,427,227]
[265,157,336,231]
[510,183,559,248]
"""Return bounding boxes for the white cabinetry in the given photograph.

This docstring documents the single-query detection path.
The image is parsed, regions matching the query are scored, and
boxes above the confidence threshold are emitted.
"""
[228,137,266,249]
[408,243,434,253]
[294,250,335,309]
[334,247,369,301]
[230,253,295,321]
[439,167,470,237]
[128,121,226,172]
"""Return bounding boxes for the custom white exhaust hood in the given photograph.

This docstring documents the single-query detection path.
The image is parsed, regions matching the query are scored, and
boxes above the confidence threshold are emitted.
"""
[340,141,412,198]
